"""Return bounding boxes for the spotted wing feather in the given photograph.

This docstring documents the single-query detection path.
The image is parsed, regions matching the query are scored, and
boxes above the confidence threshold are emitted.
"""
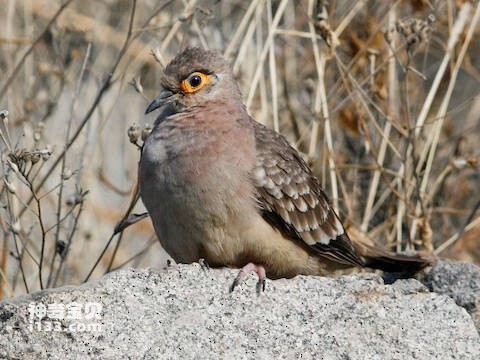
[251,121,364,267]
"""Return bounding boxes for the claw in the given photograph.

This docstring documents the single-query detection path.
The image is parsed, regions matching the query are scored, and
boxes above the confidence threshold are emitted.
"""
[199,258,210,272]
[256,278,266,295]
[229,276,241,293]
[229,263,267,294]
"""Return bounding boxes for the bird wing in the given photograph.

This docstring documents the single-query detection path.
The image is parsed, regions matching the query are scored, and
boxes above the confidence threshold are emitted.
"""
[251,121,364,267]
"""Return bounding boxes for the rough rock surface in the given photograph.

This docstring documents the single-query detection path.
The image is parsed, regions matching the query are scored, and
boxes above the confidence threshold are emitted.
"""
[0,264,479,359]
[420,259,480,331]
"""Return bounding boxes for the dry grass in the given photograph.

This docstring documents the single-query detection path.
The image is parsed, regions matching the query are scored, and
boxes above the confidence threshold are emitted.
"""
[0,0,479,299]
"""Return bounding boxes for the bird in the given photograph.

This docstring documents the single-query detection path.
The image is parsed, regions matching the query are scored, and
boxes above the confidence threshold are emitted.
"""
[139,47,431,294]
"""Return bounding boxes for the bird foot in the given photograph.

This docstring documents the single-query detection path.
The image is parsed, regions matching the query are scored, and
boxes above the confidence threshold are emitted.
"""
[229,263,266,295]
[199,258,210,272]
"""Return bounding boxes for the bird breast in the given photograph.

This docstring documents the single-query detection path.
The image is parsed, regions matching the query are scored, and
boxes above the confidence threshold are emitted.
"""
[139,111,256,263]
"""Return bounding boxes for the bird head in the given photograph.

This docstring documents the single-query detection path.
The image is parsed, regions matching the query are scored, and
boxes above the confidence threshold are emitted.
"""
[145,47,242,115]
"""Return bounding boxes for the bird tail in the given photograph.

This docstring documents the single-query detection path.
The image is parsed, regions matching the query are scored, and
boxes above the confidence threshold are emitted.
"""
[353,242,434,274]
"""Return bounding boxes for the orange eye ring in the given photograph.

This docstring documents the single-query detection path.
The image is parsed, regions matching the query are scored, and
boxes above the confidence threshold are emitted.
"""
[180,72,211,93]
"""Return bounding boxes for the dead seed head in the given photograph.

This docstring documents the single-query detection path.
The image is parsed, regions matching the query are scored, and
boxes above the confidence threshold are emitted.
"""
[142,124,152,141]
[66,187,89,207]
[62,168,73,181]
[55,240,67,258]
[395,14,435,47]
[40,147,52,161]
[8,149,29,170]
[30,152,41,164]
[314,3,339,50]
[128,124,141,145]
[66,194,81,206]
[0,110,8,120]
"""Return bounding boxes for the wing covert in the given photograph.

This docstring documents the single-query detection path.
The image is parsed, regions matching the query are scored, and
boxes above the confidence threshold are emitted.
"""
[251,121,363,267]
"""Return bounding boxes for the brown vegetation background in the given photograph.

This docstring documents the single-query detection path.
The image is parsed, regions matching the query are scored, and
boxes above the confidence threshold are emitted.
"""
[0,0,479,299]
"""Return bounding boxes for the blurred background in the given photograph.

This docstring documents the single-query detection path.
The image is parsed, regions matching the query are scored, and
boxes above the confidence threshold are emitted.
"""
[0,0,479,299]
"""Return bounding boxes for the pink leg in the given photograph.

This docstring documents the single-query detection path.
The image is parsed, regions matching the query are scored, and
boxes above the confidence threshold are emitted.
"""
[229,263,267,295]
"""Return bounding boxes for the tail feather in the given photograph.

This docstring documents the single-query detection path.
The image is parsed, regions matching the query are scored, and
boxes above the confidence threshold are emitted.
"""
[353,242,434,274]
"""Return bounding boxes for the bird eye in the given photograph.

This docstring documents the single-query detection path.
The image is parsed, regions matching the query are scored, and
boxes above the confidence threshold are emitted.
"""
[189,75,202,87]
[180,71,211,93]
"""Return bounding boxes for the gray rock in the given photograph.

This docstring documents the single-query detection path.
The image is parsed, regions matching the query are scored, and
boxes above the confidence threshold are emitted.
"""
[0,264,479,359]
[420,259,480,331]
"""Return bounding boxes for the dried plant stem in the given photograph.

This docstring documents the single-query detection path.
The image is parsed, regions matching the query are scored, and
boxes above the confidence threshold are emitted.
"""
[27,184,47,289]
[307,0,339,211]
[391,3,471,250]
[267,0,279,132]
[434,198,480,255]
[435,217,480,254]
[232,11,259,74]
[224,0,261,59]
[0,213,10,299]
[361,7,397,233]
[105,232,126,274]
[0,0,75,101]
[333,55,408,226]
[333,0,365,37]
[420,3,479,198]
[410,3,476,240]
[334,55,402,160]
[84,232,116,282]
[84,179,142,282]
[414,4,471,138]
[18,0,138,219]
[47,43,92,288]
[256,3,269,125]
[0,265,12,298]
[110,236,156,272]
[5,191,29,293]
[159,0,198,55]
[274,29,321,39]
[52,201,84,287]
[245,0,289,109]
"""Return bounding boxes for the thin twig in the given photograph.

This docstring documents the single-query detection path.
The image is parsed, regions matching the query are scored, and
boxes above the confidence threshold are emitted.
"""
[361,7,397,233]
[224,0,261,59]
[110,236,157,272]
[307,0,339,211]
[410,3,476,241]
[434,198,480,255]
[48,43,92,288]
[0,0,75,101]
[18,0,138,218]
[245,0,289,109]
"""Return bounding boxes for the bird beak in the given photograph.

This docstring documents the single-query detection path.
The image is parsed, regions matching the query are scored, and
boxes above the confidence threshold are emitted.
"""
[145,89,175,114]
